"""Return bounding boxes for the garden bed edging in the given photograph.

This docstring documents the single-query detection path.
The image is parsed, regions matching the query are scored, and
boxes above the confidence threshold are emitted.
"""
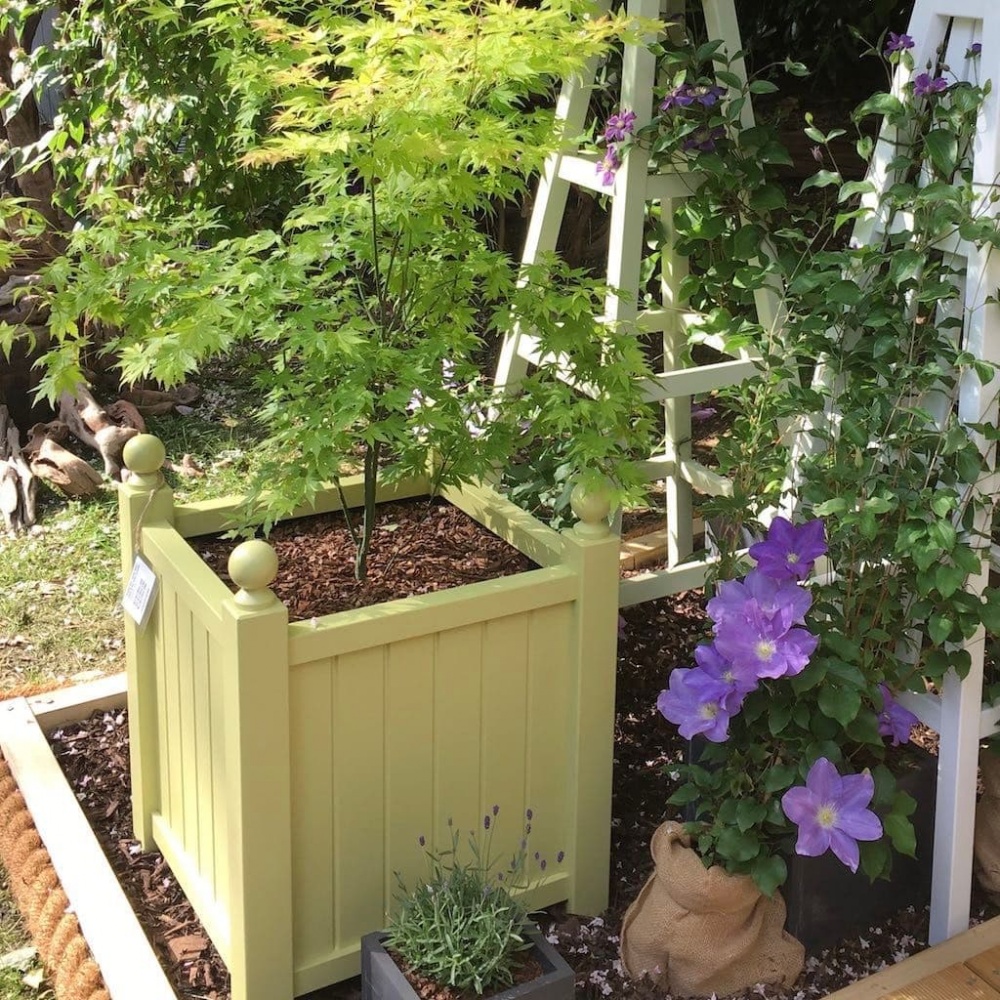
[0,673,175,1000]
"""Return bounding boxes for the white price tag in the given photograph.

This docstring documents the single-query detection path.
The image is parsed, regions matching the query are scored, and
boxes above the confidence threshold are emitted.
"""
[123,555,159,629]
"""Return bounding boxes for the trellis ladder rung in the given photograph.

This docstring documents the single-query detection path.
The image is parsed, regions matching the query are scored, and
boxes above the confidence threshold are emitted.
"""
[636,456,733,496]
[637,308,708,333]
[678,458,733,496]
[636,455,676,481]
[556,154,621,194]
[619,558,718,606]
[640,357,760,401]
[646,170,706,202]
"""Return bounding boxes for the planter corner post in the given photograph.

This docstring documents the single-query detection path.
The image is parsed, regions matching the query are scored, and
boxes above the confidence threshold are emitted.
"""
[223,539,294,1000]
[120,433,174,849]
[561,480,618,916]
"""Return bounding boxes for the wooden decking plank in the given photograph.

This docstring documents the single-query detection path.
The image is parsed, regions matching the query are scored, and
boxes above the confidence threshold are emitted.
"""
[967,947,1000,992]
[824,918,1000,999]
[875,963,1000,999]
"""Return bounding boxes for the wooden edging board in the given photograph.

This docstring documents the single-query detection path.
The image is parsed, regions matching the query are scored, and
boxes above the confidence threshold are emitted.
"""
[0,673,176,1000]
[823,914,1000,999]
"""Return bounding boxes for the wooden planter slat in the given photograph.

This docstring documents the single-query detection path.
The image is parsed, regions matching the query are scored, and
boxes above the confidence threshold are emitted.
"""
[287,566,576,662]
[119,448,620,1000]
[172,475,433,539]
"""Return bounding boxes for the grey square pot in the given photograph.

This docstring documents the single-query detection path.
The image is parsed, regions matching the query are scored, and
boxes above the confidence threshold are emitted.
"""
[361,924,574,1000]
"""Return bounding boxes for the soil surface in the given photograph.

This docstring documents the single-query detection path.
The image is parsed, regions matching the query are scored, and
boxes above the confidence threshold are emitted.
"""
[47,507,999,1000]
[191,497,537,621]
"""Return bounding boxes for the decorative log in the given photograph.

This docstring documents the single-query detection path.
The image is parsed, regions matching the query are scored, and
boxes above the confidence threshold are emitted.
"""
[25,421,103,498]
[106,400,146,434]
[58,384,138,479]
[0,405,37,531]
[121,384,202,416]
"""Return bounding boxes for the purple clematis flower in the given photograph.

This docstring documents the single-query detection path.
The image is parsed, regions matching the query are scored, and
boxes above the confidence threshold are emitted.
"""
[693,642,757,712]
[715,603,818,680]
[878,684,919,746]
[968,42,982,57]
[660,83,696,111]
[604,109,637,142]
[749,516,827,581]
[597,146,621,186]
[884,32,915,55]
[707,569,813,631]
[913,72,948,97]
[656,666,733,742]
[681,125,725,153]
[781,758,883,873]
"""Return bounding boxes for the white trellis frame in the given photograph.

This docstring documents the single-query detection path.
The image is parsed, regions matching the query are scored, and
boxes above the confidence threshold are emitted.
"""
[495,0,780,605]
[858,0,1000,946]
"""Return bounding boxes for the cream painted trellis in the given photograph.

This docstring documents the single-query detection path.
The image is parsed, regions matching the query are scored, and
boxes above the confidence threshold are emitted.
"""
[794,0,1000,947]
[494,0,781,605]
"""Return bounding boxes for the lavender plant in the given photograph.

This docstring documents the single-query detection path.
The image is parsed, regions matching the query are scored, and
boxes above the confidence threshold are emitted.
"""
[385,808,561,995]
[615,30,1000,892]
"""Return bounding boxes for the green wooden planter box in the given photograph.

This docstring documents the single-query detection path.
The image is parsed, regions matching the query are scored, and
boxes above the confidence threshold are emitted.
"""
[118,436,618,1000]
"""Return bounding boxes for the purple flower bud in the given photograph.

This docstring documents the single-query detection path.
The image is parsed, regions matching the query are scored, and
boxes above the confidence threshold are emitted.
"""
[557,850,565,863]
[540,859,547,871]
[418,835,426,847]
[526,809,533,820]
[534,851,540,860]
[484,814,491,830]
[969,42,982,57]
[492,804,499,817]
[447,817,453,827]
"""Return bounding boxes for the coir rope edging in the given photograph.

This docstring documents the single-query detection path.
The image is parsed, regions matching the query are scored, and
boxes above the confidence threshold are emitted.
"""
[0,757,110,1000]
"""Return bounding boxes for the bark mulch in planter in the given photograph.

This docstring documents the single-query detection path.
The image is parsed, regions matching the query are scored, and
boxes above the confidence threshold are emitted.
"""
[190,496,538,621]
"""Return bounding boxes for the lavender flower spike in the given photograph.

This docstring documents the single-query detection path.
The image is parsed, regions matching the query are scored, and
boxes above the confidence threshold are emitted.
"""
[913,72,948,97]
[749,516,826,581]
[878,684,919,746]
[781,758,883,872]
[656,667,733,742]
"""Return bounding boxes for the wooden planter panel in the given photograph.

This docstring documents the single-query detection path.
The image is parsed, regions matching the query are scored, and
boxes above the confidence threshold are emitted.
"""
[119,465,619,1000]
[287,602,576,993]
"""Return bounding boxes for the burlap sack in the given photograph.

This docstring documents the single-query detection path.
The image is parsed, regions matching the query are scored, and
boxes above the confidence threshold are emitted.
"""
[620,821,804,998]
[975,749,1000,903]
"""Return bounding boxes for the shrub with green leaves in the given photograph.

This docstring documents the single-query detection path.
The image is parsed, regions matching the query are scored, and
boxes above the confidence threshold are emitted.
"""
[1,0,656,576]
[385,809,560,995]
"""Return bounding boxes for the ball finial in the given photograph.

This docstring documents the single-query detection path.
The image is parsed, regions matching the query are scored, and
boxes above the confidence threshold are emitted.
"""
[123,434,166,479]
[228,539,279,607]
[570,481,612,539]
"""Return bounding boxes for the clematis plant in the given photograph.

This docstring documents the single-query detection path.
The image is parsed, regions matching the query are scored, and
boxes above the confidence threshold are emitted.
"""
[632,23,1000,895]
[659,516,925,894]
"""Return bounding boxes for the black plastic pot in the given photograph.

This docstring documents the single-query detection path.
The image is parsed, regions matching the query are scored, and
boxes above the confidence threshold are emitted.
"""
[782,747,937,953]
[360,924,574,1000]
